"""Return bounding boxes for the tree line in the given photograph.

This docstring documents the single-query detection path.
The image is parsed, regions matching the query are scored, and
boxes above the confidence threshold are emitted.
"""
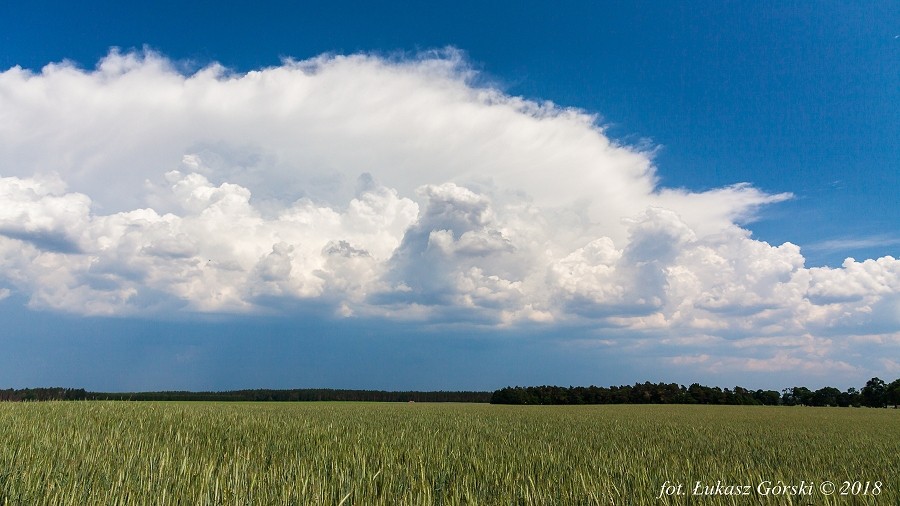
[0,388,491,403]
[3,378,899,406]
[490,377,900,407]
[0,387,89,402]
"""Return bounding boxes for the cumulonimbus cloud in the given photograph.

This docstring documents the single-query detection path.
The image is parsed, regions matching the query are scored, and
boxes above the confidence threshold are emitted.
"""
[0,48,898,373]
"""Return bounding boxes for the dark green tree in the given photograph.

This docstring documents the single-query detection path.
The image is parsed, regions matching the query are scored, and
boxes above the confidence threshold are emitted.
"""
[811,387,841,407]
[885,378,900,408]
[861,377,887,408]
[754,389,781,405]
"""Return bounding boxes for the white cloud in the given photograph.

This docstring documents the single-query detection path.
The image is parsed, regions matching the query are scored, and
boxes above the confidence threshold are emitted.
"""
[0,48,898,377]
[670,351,858,375]
[807,256,900,303]
[0,170,417,314]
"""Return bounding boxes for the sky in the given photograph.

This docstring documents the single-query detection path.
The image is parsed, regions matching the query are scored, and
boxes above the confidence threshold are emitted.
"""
[0,1,898,392]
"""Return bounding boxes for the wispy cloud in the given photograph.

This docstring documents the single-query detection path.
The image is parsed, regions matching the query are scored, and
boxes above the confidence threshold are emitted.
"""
[806,235,900,252]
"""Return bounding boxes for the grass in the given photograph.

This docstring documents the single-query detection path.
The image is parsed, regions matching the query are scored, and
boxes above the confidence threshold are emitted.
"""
[1,402,897,505]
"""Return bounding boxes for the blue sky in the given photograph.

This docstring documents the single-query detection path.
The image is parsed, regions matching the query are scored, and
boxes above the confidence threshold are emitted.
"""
[0,2,897,391]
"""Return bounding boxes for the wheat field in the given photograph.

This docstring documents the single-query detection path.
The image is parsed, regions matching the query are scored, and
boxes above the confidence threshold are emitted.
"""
[1,402,896,505]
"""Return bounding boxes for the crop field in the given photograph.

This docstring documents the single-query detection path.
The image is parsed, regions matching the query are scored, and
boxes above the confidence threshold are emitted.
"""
[0,402,897,505]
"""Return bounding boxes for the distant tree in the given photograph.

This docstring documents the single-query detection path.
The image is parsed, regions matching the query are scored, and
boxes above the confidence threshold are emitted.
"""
[754,389,781,406]
[686,383,705,404]
[811,387,841,407]
[781,388,795,406]
[782,387,812,406]
[861,377,887,408]
[835,388,857,407]
[885,378,900,408]
[731,386,759,405]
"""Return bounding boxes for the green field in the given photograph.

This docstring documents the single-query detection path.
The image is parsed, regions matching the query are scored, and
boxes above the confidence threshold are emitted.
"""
[1,402,897,505]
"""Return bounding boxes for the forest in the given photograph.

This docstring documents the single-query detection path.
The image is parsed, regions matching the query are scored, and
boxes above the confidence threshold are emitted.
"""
[490,377,900,407]
[0,388,490,403]
[2,377,898,407]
